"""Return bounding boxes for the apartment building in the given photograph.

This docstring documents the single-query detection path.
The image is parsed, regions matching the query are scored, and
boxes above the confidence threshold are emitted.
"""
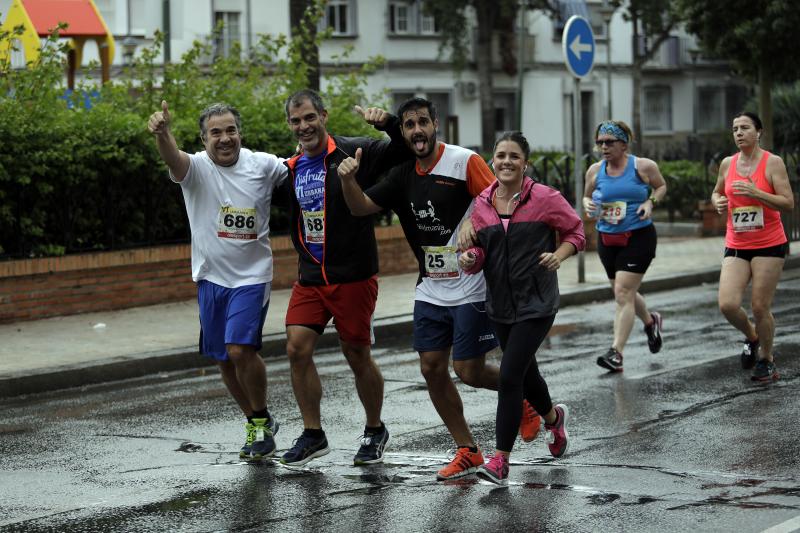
[1,0,749,154]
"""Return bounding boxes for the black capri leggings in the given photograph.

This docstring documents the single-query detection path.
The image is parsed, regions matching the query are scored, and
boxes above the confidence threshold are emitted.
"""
[491,315,555,452]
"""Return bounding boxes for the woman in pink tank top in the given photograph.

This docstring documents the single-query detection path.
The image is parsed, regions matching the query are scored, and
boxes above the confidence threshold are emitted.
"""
[710,111,795,383]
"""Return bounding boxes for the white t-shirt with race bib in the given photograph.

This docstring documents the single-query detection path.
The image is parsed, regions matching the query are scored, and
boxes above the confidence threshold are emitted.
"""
[172,148,288,288]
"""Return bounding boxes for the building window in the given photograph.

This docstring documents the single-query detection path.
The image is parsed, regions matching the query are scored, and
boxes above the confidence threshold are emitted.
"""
[493,92,518,136]
[643,86,672,132]
[698,87,724,132]
[214,11,241,58]
[389,1,439,36]
[696,85,748,132]
[553,0,590,40]
[323,0,357,36]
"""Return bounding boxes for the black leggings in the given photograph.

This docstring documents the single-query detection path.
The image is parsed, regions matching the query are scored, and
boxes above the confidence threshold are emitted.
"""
[492,315,555,452]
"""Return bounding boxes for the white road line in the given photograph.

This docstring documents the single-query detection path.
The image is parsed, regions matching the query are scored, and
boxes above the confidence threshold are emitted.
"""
[761,515,800,533]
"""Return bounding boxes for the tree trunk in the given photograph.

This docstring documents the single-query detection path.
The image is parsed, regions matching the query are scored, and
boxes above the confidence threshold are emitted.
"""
[290,0,320,91]
[758,65,773,151]
[475,1,496,152]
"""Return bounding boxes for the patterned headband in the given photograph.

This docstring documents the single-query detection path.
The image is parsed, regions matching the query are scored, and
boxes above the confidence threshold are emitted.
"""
[598,122,629,144]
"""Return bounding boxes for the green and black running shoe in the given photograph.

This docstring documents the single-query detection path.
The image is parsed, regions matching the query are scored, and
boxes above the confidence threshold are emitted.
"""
[240,422,256,459]
[250,417,279,460]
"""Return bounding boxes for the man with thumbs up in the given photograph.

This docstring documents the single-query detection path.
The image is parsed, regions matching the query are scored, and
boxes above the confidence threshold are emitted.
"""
[337,97,509,481]
[148,101,287,461]
[279,89,412,467]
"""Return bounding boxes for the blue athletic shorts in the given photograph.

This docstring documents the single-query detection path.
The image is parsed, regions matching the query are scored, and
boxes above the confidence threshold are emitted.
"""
[413,300,499,360]
[197,280,270,361]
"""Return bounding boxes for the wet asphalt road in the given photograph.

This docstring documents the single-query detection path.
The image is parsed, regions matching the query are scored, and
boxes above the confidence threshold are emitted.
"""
[1,271,800,532]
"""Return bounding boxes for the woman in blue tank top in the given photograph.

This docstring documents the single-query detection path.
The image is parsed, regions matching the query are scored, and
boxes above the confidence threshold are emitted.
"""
[582,120,668,373]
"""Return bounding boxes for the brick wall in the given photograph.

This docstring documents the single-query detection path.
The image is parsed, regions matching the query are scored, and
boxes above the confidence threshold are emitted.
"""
[0,225,418,324]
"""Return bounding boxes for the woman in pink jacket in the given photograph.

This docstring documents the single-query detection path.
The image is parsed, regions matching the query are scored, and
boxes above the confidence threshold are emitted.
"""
[459,131,585,485]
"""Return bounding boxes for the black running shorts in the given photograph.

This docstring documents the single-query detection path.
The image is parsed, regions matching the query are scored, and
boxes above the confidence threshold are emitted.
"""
[597,224,657,279]
[723,242,788,261]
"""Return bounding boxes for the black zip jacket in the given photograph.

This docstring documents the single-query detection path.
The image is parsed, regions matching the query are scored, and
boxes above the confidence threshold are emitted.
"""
[281,116,412,285]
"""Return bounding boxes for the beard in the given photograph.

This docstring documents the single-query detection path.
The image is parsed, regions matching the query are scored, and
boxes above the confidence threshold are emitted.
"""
[407,130,437,159]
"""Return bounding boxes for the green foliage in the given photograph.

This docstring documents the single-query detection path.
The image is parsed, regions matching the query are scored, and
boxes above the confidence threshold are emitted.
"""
[658,160,711,220]
[677,0,800,84]
[771,82,800,152]
[0,3,384,258]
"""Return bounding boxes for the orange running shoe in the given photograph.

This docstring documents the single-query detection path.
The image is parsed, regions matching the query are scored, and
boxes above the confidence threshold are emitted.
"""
[519,399,541,442]
[436,447,484,480]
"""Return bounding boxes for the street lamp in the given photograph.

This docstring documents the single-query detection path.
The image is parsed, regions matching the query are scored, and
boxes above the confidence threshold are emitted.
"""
[599,1,615,119]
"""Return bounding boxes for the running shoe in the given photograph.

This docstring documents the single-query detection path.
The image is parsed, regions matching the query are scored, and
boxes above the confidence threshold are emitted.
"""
[751,359,779,383]
[436,447,484,480]
[644,311,663,354]
[240,422,256,459]
[353,426,390,465]
[596,347,623,372]
[544,404,570,458]
[250,417,279,460]
[741,338,759,369]
[477,453,509,486]
[280,432,330,466]
[519,399,541,442]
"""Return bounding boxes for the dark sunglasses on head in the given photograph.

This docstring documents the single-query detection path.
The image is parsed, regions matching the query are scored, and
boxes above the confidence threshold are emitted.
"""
[596,139,621,147]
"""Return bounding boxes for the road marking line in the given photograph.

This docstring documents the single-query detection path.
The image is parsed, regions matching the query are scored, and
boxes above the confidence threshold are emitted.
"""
[761,515,800,533]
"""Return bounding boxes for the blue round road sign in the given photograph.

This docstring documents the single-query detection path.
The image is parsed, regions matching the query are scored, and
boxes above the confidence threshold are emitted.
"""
[562,15,595,78]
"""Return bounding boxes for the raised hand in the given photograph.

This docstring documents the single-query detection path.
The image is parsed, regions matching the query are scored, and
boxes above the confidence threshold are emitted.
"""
[338,147,362,181]
[148,100,171,135]
[355,105,389,128]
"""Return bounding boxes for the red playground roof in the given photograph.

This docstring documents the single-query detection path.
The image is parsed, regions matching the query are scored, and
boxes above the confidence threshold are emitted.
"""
[23,0,107,37]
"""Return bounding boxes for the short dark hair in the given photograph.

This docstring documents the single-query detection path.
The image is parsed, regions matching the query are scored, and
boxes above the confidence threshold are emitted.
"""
[397,97,437,123]
[493,131,530,160]
[199,103,242,139]
[734,111,763,131]
[285,89,326,117]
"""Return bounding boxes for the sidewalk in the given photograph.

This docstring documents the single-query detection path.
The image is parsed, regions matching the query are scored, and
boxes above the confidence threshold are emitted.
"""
[1,233,798,398]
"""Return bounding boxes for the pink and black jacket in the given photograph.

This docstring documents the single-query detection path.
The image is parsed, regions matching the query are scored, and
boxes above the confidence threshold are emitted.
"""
[463,177,585,323]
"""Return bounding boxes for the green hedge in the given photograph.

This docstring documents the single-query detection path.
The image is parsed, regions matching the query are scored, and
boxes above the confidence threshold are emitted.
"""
[0,6,386,258]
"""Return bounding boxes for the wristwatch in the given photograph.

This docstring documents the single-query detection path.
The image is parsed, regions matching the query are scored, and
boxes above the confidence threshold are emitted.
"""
[649,195,658,206]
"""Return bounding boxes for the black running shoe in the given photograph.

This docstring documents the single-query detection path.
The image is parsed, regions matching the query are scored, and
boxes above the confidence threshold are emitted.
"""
[751,359,779,383]
[741,338,759,369]
[280,432,330,466]
[353,426,390,465]
[644,312,663,354]
[597,347,623,372]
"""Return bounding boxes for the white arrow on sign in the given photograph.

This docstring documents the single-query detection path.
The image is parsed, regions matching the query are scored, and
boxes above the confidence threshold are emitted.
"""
[569,34,592,60]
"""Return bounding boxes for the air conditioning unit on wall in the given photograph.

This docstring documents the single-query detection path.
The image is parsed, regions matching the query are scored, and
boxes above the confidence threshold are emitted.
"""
[458,81,478,100]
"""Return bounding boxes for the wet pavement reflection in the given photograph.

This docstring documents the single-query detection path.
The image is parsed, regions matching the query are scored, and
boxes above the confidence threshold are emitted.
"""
[1,274,800,531]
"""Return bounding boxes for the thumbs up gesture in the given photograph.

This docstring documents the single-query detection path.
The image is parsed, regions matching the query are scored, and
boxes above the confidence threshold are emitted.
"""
[337,147,362,181]
[148,100,171,135]
[354,105,389,127]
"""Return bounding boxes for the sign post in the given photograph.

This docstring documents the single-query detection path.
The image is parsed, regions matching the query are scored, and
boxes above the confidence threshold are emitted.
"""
[562,15,595,283]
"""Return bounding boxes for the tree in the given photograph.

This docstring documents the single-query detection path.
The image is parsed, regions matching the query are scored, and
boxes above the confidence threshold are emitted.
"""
[616,0,683,149]
[493,1,680,151]
[677,0,800,150]
[289,0,321,91]
[423,0,521,151]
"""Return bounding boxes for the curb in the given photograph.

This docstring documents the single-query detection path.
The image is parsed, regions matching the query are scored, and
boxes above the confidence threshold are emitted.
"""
[3,255,799,399]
